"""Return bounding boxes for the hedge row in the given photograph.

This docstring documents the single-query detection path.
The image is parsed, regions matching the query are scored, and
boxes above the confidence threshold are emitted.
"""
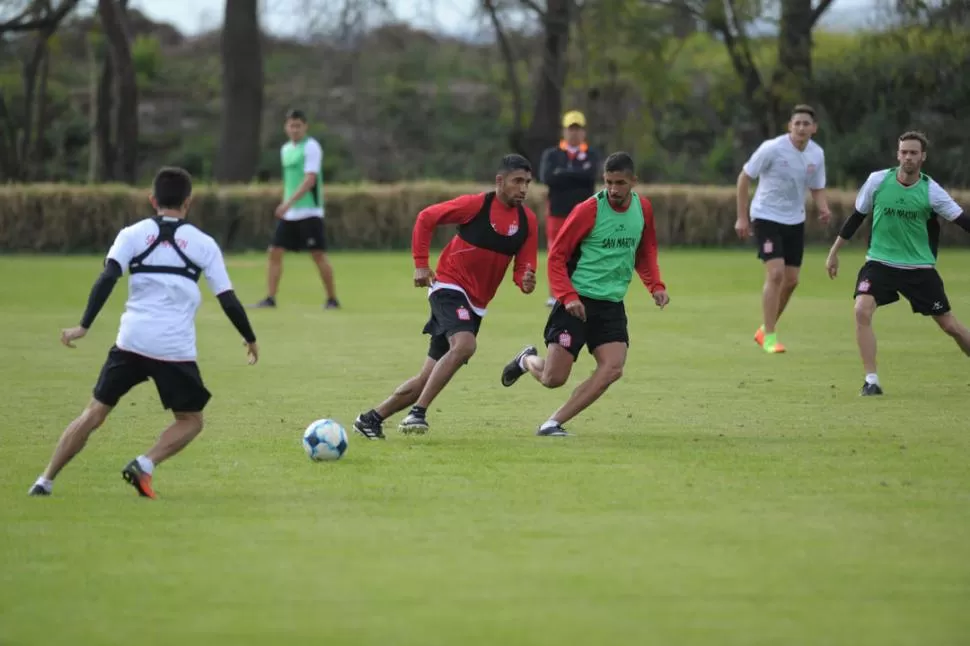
[0,182,968,252]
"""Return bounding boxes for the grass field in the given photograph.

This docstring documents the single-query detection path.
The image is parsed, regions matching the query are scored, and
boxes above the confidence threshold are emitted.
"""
[1,248,969,646]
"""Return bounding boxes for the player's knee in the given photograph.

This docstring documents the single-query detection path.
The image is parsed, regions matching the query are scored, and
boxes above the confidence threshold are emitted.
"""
[84,401,111,429]
[936,315,960,337]
[598,364,624,385]
[448,335,477,361]
[176,411,204,433]
[540,371,567,389]
[854,299,874,325]
[765,267,785,285]
[783,275,800,291]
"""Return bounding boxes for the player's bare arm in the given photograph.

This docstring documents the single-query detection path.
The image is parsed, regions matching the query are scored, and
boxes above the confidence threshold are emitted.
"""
[735,171,753,238]
[811,188,832,223]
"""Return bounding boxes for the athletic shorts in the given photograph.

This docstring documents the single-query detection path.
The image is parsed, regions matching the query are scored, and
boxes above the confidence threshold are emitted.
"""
[271,217,327,251]
[93,346,211,412]
[423,289,482,361]
[543,296,629,361]
[753,219,805,267]
[854,260,951,316]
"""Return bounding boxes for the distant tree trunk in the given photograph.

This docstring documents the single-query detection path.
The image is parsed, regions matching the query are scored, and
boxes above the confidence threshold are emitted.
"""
[30,39,51,181]
[95,52,115,180]
[215,0,264,183]
[86,36,99,183]
[520,0,572,167]
[98,0,138,184]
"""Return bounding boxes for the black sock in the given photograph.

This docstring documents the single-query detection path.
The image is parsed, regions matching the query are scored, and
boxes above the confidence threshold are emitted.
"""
[409,405,427,417]
[368,409,384,423]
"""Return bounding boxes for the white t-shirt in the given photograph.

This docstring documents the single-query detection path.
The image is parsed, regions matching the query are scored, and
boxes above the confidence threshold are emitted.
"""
[282,137,324,221]
[105,217,233,362]
[743,134,826,225]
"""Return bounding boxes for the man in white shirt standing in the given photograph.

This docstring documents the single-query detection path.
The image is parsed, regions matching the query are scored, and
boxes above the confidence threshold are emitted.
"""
[251,109,340,310]
[735,104,831,354]
[28,167,259,499]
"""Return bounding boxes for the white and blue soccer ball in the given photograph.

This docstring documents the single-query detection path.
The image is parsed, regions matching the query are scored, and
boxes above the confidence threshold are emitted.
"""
[302,418,348,461]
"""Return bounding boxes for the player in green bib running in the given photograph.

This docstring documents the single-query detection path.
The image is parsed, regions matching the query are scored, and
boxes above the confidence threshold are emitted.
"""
[251,109,340,309]
[500,152,669,435]
[825,131,970,395]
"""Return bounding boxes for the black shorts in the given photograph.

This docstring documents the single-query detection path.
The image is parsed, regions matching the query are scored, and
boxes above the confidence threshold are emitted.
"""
[271,217,327,251]
[854,260,951,316]
[753,219,805,267]
[423,289,482,361]
[543,296,629,361]
[93,346,212,412]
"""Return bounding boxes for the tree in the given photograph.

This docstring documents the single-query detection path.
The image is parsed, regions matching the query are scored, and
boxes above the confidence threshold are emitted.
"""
[0,0,82,181]
[215,0,264,183]
[97,0,138,183]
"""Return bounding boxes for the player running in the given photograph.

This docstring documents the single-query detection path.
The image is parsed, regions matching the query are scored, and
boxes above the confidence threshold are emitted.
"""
[353,154,539,439]
[500,152,669,436]
[735,104,831,353]
[825,130,970,395]
[28,167,259,498]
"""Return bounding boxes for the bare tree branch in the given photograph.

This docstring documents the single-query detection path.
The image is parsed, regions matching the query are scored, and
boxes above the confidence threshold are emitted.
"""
[809,0,835,25]
[518,0,547,17]
[483,0,524,131]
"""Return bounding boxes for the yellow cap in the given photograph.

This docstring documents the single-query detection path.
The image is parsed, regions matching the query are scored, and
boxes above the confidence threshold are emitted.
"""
[562,110,586,128]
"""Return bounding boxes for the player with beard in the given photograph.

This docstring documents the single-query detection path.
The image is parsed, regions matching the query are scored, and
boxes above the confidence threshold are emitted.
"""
[499,152,669,436]
[353,154,538,438]
[825,130,970,395]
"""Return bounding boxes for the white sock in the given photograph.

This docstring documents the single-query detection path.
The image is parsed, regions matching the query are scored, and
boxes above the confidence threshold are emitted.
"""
[540,419,560,430]
[33,477,53,492]
[518,354,532,371]
[136,455,154,475]
[865,373,880,386]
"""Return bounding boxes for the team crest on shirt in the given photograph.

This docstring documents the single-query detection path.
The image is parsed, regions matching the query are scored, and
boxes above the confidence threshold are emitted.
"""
[857,279,870,293]
[507,223,519,236]
[807,163,817,175]
[456,306,471,321]
[763,240,774,254]
[558,332,572,348]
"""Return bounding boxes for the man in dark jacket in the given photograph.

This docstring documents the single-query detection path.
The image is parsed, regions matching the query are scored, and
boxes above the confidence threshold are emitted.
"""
[539,110,601,306]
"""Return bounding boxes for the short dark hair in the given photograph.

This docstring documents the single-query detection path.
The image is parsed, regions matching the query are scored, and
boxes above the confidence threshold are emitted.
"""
[152,167,192,209]
[899,130,929,152]
[791,104,816,121]
[604,151,635,174]
[286,109,307,122]
[499,153,531,175]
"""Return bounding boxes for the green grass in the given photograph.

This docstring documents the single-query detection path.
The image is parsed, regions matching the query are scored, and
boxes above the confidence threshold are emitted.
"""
[1,248,969,646]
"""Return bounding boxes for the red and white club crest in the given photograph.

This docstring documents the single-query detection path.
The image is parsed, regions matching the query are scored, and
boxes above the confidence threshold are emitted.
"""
[558,331,572,348]
[762,240,774,254]
[807,163,817,174]
[857,279,870,293]
[507,223,519,235]
[456,306,471,321]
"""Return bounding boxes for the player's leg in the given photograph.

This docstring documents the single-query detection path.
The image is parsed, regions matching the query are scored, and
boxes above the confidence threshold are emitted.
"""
[775,225,804,324]
[904,268,970,355]
[752,220,787,353]
[502,300,583,388]
[251,220,294,308]
[535,299,627,436]
[121,359,212,499]
[853,261,897,395]
[29,346,146,496]
[305,218,339,308]
[539,342,627,436]
[354,356,437,440]
[397,291,481,434]
[401,331,477,434]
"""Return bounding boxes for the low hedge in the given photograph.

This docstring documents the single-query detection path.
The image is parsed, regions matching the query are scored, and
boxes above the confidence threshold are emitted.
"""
[0,182,967,252]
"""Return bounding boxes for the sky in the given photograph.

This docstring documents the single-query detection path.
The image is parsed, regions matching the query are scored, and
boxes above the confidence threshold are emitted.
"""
[129,0,889,39]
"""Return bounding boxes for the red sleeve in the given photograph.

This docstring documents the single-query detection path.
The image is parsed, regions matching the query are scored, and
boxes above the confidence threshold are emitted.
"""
[512,207,540,290]
[411,193,484,269]
[548,199,597,305]
[634,196,665,293]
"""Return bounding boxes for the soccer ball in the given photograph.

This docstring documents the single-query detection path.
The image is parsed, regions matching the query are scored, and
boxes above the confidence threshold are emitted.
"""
[302,418,348,461]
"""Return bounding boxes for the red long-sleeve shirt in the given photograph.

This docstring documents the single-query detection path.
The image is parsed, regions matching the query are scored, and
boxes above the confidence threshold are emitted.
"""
[548,195,665,305]
[412,193,539,314]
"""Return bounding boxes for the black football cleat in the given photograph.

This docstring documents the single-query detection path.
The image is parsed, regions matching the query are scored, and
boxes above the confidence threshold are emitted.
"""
[860,382,884,396]
[536,423,569,437]
[501,345,537,387]
[28,484,51,496]
[353,411,385,440]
